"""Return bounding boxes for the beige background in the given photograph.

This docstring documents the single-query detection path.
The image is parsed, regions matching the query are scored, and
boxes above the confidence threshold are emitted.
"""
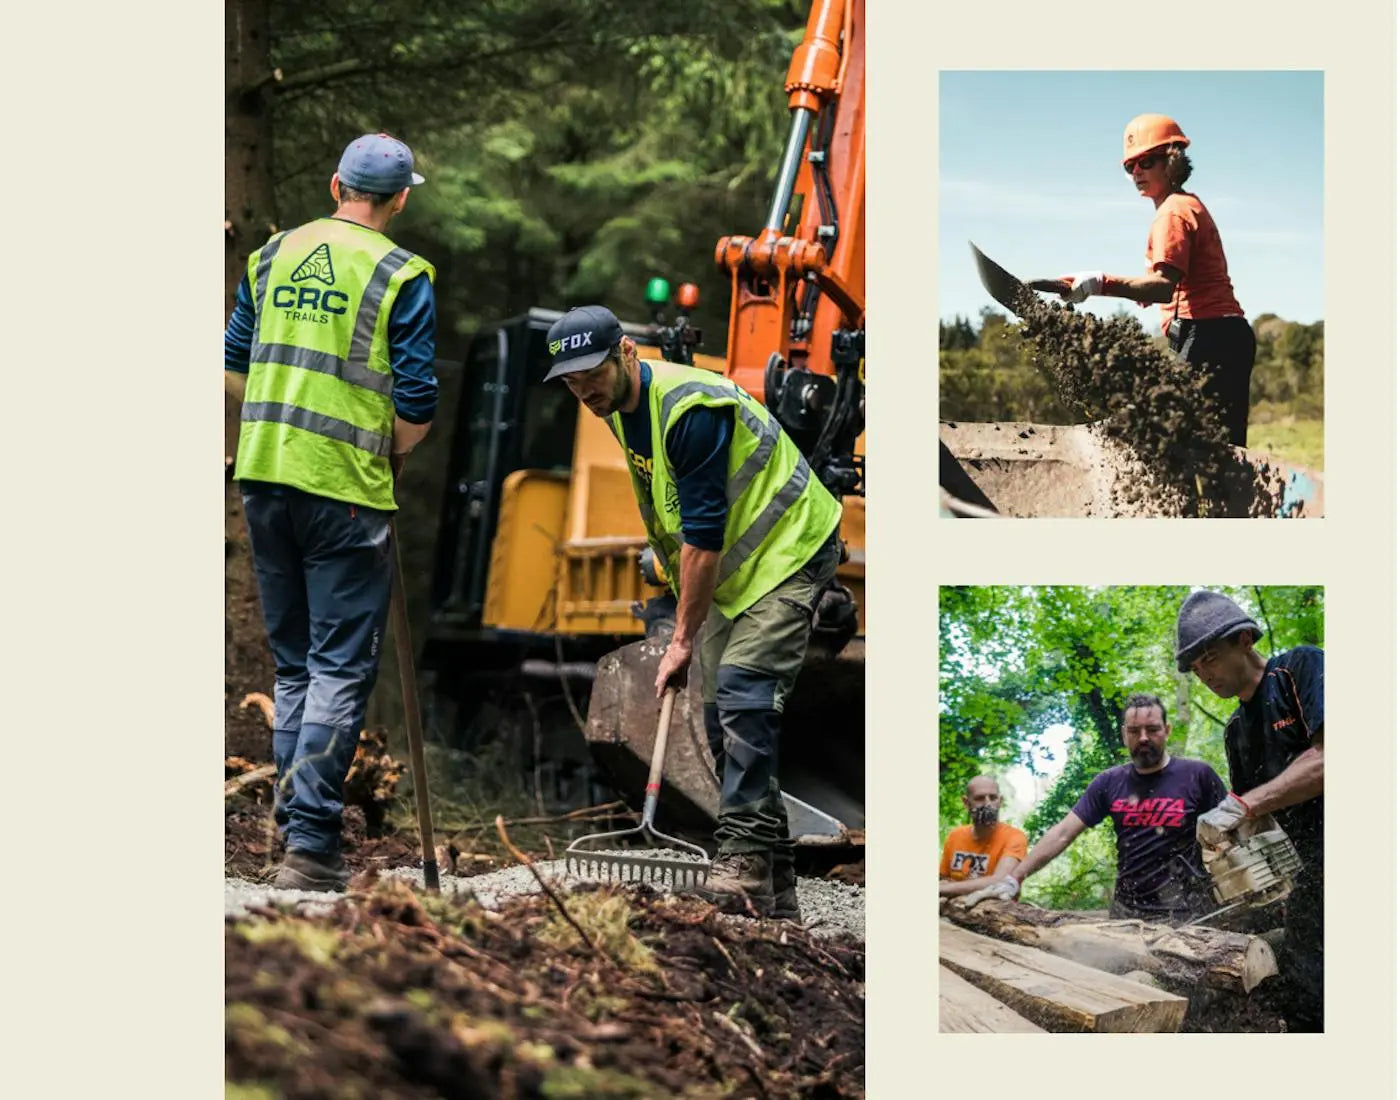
[868,1,1396,1094]
[4,0,1395,1094]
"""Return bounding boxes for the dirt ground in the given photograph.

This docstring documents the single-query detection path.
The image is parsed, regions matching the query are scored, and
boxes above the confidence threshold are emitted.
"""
[227,880,864,1099]
[225,479,866,1096]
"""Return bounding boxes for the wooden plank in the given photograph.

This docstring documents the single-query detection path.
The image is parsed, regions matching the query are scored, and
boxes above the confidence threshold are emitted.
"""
[938,921,1188,1033]
[939,965,1047,1032]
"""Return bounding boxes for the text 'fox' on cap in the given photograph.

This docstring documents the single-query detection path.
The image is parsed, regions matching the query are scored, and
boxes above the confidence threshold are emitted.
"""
[337,132,425,194]
[544,306,625,380]
[1175,590,1261,672]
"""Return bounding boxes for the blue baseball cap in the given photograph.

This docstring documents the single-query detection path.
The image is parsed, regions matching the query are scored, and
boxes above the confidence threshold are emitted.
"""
[545,306,625,380]
[337,133,425,194]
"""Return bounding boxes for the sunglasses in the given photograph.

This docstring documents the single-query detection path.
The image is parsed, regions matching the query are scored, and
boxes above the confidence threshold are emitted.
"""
[1124,154,1162,175]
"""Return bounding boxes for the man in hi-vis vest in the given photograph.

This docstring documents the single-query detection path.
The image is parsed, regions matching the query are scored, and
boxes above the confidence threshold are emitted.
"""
[547,306,843,919]
[224,133,438,892]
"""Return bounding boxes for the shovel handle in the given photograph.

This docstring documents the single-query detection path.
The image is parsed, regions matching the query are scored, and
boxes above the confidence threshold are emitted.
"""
[641,687,677,824]
[389,518,439,893]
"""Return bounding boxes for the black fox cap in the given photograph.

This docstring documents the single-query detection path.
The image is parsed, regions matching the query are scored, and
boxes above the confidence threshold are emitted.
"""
[545,305,624,380]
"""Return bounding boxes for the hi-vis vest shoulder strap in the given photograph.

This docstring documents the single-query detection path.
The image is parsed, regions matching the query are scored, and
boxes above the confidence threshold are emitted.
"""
[234,218,434,510]
[610,360,840,619]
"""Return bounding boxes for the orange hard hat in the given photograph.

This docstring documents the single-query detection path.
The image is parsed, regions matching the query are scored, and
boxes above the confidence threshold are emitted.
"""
[1122,114,1190,164]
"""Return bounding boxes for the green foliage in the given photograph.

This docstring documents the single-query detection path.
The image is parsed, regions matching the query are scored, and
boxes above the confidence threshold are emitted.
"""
[940,586,1325,908]
[249,0,806,348]
[940,311,1325,432]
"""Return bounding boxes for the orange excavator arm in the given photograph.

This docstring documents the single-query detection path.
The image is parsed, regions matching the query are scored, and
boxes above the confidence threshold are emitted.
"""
[714,0,865,497]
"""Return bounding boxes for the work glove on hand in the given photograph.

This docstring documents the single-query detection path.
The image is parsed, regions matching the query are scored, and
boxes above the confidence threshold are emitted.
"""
[1196,793,1251,847]
[958,875,1020,908]
[1060,271,1105,303]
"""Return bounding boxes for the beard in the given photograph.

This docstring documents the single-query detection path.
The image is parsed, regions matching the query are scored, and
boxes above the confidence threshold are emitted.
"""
[1131,744,1164,768]
[971,805,998,828]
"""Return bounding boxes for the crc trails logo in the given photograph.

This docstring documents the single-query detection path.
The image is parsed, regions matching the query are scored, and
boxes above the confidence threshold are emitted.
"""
[272,244,348,323]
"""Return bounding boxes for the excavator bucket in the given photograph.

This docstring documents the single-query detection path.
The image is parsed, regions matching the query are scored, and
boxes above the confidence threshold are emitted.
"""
[584,637,865,850]
[939,421,1325,518]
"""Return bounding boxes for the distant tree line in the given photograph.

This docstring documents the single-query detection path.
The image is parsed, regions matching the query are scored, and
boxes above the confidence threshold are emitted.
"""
[939,309,1323,424]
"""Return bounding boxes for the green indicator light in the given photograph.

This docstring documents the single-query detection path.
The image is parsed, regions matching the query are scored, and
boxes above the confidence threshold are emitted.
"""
[645,277,671,305]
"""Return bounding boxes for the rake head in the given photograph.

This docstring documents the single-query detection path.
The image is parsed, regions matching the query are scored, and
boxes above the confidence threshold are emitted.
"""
[564,823,712,893]
[565,850,711,890]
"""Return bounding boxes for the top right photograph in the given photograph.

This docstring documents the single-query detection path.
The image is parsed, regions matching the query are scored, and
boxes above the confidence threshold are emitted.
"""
[937,71,1323,519]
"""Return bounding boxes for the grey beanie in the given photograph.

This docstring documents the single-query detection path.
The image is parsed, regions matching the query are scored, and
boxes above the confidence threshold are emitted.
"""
[1175,590,1261,672]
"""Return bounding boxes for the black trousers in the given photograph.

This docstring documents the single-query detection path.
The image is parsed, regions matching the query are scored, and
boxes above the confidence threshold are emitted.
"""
[1169,315,1257,448]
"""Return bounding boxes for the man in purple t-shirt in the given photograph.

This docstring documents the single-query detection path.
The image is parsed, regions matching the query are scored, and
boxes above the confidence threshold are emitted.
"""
[962,693,1227,923]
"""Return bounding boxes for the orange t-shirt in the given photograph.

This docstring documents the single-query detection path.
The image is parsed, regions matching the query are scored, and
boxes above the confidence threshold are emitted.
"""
[939,822,1028,881]
[1144,192,1243,333]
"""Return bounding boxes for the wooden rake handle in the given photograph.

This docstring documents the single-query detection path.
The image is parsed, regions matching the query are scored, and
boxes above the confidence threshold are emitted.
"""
[641,687,678,826]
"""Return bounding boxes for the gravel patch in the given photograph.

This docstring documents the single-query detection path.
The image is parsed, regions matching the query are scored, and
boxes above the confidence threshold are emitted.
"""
[225,853,864,941]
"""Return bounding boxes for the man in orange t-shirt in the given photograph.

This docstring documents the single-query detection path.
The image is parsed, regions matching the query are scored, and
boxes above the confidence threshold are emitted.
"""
[1052,114,1257,447]
[939,776,1028,897]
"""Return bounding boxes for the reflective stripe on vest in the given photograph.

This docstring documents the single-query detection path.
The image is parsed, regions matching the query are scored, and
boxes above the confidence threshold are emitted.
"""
[239,401,393,457]
[246,246,414,407]
[615,361,839,617]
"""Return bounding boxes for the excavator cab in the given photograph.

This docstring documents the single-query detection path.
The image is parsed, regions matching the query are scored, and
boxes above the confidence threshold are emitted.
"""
[420,301,865,852]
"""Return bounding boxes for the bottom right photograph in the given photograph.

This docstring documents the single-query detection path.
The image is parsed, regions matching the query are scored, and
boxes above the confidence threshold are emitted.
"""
[937,585,1323,1034]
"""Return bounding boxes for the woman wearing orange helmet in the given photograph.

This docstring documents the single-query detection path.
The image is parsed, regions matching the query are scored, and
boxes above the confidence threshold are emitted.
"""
[1058,114,1255,447]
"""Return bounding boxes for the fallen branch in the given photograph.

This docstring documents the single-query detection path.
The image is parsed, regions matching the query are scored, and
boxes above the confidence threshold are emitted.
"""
[494,815,597,957]
[713,1009,766,1061]
[239,692,275,729]
[225,764,276,798]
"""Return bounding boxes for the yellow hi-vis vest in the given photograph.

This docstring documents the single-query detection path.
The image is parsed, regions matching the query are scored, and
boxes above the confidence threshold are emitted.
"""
[610,360,842,619]
[234,217,435,510]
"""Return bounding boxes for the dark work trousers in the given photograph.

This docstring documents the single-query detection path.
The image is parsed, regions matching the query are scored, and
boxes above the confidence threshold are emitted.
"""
[699,532,842,861]
[242,485,395,857]
[1169,315,1257,448]
[1277,856,1324,1032]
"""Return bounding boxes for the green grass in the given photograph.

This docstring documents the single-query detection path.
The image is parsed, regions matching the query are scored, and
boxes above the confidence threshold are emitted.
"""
[1247,416,1323,472]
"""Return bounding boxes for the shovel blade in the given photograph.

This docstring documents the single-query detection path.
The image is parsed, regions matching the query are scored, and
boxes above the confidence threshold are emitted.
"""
[970,242,1036,316]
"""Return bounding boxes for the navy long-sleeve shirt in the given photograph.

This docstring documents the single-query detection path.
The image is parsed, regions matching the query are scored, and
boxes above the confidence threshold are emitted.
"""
[616,363,732,551]
[224,234,438,424]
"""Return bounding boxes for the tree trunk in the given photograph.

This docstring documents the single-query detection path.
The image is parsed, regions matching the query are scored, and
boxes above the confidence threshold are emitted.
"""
[225,0,278,461]
[226,0,277,304]
[940,898,1278,996]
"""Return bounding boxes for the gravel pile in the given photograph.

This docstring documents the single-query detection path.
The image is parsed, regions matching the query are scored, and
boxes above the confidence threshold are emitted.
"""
[225,854,865,941]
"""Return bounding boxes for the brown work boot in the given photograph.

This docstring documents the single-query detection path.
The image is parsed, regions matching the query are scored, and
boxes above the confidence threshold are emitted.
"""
[771,857,801,922]
[272,849,350,893]
[696,852,774,917]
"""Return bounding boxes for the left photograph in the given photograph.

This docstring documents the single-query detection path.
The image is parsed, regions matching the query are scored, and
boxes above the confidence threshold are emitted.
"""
[224,2,866,1095]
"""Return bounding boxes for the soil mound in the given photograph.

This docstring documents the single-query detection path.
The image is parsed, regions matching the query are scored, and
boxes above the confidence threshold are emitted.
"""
[227,877,865,1098]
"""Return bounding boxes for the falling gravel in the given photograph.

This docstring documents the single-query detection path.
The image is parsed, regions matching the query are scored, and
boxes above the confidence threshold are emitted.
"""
[1009,290,1296,517]
[225,856,865,941]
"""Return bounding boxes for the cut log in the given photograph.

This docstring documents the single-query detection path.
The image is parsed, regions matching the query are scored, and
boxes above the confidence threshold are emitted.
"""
[940,898,1277,995]
[939,965,1047,1032]
[939,921,1188,1033]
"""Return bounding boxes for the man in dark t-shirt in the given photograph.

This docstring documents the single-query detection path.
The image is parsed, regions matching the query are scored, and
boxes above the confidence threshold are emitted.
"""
[961,692,1227,923]
[1176,589,1324,1032]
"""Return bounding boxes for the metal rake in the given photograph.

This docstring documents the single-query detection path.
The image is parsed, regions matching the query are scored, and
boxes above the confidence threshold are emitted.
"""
[564,686,712,891]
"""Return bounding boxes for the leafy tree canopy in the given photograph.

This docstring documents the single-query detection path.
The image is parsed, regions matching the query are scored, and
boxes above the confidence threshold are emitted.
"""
[939,585,1324,908]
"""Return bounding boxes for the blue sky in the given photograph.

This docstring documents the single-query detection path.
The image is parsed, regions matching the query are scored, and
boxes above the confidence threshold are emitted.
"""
[939,71,1324,332]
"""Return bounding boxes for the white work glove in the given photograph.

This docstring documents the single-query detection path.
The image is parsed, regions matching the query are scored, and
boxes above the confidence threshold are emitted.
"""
[1196,793,1251,847]
[1061,271,1104,303]
[958,875,1021,908]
